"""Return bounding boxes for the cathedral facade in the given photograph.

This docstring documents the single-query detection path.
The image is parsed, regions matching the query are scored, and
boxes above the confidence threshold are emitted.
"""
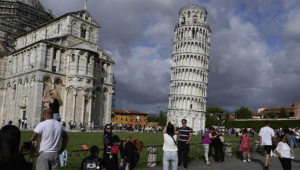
[167,4,211,132]
[0,0,114,129]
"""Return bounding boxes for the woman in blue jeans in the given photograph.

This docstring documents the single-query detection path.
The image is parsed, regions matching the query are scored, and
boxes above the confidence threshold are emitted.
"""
[163,122,178,170]
[42,89,63,122]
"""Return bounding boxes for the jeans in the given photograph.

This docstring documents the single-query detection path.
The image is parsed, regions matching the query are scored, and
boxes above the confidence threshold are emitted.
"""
[53,113,61,122]
[163,151,178,170]
[203,144,209,161]
[59,150,67,167]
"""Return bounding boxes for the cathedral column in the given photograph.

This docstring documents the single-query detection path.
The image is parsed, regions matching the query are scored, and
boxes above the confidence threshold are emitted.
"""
[81,94,86,124]
[33,46,37,69]
[37,43,47,69]
[31,79,44,128]
[62,88,68,122]
[56,49,61,72]
[76,54,80,74]
[72,93,77,121]
[88,95,93,121]
[91,56,95,77]
[49,47,54,71]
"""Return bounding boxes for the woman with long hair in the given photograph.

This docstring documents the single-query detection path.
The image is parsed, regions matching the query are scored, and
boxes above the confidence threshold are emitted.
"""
[202,127,216,166]
[119,136,140,170]
[0,125,35,170]
[212,129,225,164]
[239,128,251,162]
[275,135,292,170]
[103,124,115,169]
[42,89,63,122]
[162,122,178,170]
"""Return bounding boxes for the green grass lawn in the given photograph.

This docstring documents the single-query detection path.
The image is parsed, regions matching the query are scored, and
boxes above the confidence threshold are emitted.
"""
[21,130,259,152]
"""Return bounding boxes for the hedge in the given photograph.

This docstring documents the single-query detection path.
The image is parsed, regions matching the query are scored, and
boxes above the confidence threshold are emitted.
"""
[226,119,300,131]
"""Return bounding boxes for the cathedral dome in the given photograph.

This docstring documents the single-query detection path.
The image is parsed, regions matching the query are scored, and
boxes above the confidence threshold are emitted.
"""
[1,0,46,11]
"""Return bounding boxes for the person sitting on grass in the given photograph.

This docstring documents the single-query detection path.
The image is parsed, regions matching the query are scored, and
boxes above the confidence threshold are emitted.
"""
[80,146,106,170]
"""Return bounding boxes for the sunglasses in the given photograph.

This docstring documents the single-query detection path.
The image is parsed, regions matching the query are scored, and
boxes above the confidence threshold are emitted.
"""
[182,122,186,124]
[106,128,111,130]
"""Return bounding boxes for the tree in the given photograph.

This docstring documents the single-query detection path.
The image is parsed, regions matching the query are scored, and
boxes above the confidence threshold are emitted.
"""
[235,106,252,119]
[269,112,276,118]
[205,113,222,128]
[147,116,159,122]
[158,110,167,126]
[206,106,224,115]
[263,113,269,119]
[224,112,230,128]
[278,108,289,118]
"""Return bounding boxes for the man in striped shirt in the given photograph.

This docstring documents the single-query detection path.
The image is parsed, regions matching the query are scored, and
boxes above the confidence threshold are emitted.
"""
[177,119,193,169]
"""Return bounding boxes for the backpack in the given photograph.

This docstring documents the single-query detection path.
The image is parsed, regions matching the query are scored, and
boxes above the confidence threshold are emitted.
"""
[84,158,98,170]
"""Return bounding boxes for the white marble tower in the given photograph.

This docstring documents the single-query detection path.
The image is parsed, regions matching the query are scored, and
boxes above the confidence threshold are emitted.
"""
[167,4,211,132]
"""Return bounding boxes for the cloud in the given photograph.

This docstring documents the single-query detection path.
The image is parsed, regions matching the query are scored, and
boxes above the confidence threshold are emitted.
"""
[39,0,300,114]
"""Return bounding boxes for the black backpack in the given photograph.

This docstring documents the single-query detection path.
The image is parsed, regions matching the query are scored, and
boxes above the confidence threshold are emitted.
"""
[84,158,98,170]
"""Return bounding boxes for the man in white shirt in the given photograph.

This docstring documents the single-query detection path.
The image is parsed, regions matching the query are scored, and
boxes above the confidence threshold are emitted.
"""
[259,120,275,170]
[30,108,69,170]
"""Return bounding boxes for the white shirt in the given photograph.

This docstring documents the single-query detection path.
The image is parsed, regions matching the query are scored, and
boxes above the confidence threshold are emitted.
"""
[259,126,274,146]
[163,134,178,152]
[34,119,65,152]
[295,131,299,139]
[275,141,291,158]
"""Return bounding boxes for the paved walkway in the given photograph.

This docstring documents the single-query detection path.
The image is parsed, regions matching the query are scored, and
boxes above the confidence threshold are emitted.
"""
[142,148,300,170]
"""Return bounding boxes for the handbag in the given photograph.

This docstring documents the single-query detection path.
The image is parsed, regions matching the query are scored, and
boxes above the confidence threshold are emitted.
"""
[219,136,224,143]
[111,145,119,154]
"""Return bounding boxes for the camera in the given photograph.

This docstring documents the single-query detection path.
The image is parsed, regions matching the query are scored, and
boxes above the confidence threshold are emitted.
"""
[20,141,32,153]
[176,127,179,131]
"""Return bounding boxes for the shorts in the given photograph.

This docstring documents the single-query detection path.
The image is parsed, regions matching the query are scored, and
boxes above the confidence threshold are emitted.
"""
[263,145,272,154]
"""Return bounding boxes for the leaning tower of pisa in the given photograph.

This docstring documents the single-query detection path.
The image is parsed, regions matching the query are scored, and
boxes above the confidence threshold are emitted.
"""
[167,4,211,132]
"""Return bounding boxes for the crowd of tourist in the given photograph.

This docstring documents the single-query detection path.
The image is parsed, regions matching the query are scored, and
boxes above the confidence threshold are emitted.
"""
[0,88,298,170]
[1,111,300,170]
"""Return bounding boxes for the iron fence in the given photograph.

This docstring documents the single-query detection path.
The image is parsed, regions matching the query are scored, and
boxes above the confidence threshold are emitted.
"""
[66,140,261,170]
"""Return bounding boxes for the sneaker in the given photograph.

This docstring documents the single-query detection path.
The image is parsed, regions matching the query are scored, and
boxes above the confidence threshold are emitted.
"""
[247,159,251,162]
[291,156,295,159]
[243,160,246,162]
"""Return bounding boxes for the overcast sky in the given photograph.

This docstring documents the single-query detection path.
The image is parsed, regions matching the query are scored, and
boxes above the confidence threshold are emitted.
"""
[40,0,300,114]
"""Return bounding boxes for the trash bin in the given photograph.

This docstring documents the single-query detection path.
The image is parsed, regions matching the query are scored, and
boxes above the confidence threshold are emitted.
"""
[224,142,232,156]
[147,147,157,167]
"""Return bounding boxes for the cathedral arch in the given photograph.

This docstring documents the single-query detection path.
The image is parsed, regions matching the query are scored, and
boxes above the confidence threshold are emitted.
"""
[54,78,63,97]
[74,89,84,122]
[43,76,52,90]
[12,84,16,100]
[88,28,93,41]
